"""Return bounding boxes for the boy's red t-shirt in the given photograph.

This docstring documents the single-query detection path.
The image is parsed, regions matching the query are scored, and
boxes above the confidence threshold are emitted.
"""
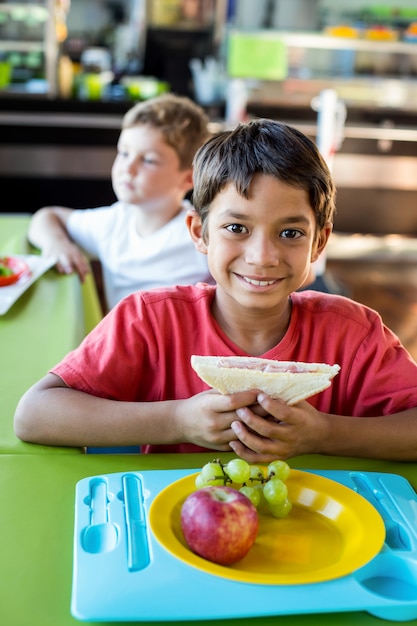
[52,284,417,453]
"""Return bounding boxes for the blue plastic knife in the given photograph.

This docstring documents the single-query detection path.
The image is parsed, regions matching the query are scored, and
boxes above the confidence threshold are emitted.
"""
[122,474,151,571]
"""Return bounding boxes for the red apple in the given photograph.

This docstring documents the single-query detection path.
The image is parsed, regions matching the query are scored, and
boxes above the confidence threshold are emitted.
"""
[180,485,259,565]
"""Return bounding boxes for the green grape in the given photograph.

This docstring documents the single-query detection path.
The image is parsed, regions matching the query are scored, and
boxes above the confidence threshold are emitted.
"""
[268,497,293,518]
[248,465,265,483]
[263,477,288,506]
[195,472,209,489]
[225,459,251,484]
[201,461,222,480]
[206,476,227,486]
[239,485,261,508]
[267,460,291,481]
[195,472,224,489]
[254,483,269,512]
[201,461,224,481]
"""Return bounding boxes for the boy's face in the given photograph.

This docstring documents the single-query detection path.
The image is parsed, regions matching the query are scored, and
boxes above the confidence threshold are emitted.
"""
[189,174,331,313]
[111,125,192,206]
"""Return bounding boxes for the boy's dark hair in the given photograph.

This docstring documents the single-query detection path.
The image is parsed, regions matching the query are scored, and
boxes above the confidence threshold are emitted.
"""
[192,119,336,238]
[122,93,210,170]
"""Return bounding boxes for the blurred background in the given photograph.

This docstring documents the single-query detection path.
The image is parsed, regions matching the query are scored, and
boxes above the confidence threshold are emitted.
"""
[1,0,417,356]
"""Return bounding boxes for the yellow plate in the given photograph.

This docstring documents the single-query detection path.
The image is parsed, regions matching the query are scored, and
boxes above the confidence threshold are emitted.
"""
[149,469,385,585]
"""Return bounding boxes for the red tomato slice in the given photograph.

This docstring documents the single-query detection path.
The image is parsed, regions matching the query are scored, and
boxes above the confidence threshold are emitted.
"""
[0,256,31,287]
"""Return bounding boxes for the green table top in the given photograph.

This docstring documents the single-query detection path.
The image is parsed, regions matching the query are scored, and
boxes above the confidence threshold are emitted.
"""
[1,451,417,626]
[0,214,102,454]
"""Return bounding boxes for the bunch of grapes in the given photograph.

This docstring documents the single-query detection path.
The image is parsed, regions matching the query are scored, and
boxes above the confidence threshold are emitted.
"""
[195,458,292,518]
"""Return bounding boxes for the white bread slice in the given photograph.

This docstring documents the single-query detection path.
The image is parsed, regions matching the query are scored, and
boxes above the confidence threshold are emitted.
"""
[191,355,340,405]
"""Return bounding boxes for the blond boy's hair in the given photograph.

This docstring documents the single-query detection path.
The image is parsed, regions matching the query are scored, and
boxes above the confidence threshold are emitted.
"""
[122,94,210,170]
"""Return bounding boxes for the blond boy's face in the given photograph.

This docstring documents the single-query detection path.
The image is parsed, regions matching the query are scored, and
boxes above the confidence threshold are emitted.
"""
[111,125,192,206]
[190,174,331,313]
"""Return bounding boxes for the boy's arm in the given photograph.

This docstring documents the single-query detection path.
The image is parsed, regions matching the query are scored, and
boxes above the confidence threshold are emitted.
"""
[320,407,417,461]
[13,373,186,448]
[28,206,90,280]
[13,373,254,450]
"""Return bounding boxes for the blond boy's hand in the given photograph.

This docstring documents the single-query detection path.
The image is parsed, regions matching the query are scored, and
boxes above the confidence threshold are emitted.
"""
[43,241,91,281]
[28,206,90,282]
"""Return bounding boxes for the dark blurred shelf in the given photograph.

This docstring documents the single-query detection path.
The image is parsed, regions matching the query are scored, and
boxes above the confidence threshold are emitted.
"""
[0,94,132,114]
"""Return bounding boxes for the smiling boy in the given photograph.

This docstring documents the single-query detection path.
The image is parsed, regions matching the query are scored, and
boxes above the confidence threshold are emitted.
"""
[191,174,330,355]
[15,119,417,461]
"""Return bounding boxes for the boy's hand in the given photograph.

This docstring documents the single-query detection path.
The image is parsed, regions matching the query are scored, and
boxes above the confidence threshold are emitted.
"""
[176,389,261,451]
[228,394,329,462]
[43,241,90,281]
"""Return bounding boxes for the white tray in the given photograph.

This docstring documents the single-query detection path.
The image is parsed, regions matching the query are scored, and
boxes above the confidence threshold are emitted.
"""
[0,254,56,315]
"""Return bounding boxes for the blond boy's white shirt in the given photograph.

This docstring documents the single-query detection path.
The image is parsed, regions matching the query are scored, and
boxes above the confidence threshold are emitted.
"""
[67,199,213,310]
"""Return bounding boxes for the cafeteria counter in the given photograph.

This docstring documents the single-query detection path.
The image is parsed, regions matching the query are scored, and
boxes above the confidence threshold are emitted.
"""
[0,213,102,454]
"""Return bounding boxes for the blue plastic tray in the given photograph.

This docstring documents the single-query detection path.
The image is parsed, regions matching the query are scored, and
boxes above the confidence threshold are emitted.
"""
[71,469,417,622]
